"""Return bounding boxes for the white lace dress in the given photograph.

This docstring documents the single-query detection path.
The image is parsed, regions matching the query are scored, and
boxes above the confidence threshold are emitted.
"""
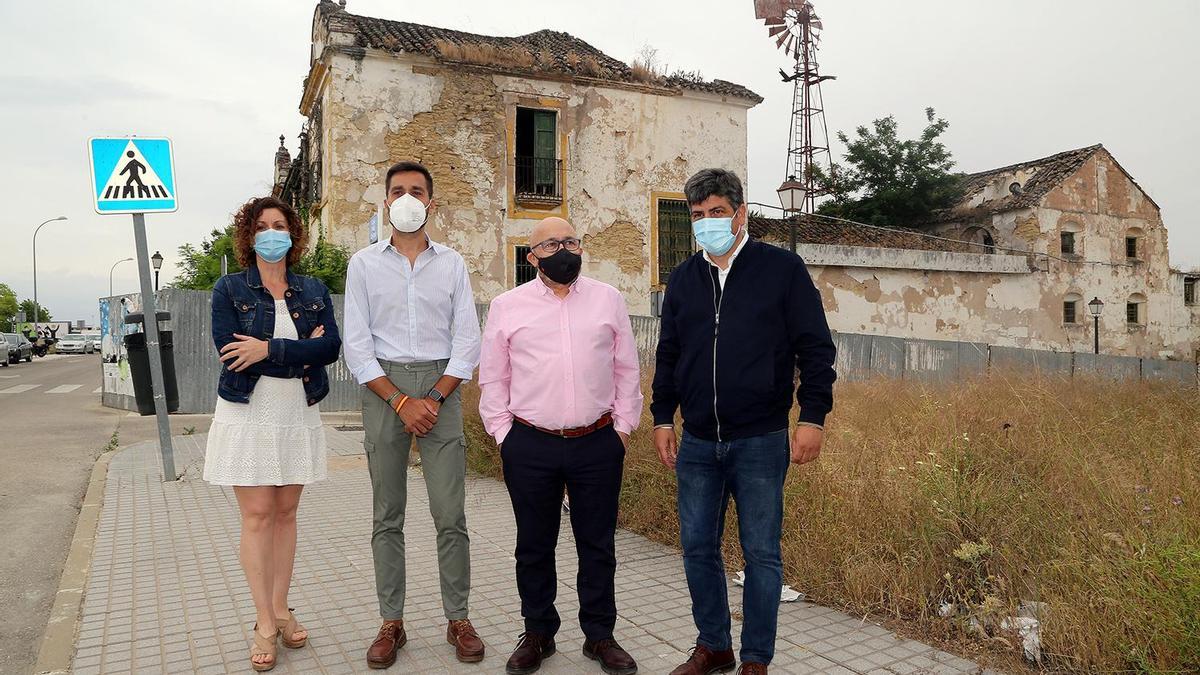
[203,299,327,486]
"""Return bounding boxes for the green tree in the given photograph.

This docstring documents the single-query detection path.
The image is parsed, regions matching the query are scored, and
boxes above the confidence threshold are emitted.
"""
[293,229,350,294]
[18,299,51,322]
[817,107,964,226]
[172,224,349,293]
[173,226,241,291]
[0,283,18,331]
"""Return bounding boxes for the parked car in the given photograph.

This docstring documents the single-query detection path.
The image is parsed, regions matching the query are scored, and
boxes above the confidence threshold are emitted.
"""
[0,339,8,366]
[83,333,102,351]
[3,333,33,363]
[57,333,95,354]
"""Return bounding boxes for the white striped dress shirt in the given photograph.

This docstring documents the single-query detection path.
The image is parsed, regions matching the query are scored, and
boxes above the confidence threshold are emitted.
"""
[343,237,481,385]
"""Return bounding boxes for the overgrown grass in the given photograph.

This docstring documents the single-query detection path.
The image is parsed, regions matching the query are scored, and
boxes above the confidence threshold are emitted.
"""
[461,372,1200,672]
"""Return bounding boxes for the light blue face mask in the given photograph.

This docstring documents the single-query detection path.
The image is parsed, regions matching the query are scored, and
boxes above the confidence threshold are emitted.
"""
[254,229,292,263]
[692,216,740,256]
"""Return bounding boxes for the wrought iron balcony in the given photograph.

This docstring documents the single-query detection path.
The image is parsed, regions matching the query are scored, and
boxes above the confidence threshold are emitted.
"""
[514,156,563,206]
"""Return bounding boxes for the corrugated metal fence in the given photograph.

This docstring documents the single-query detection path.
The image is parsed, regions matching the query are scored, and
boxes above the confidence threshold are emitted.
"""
[101,290,1196,414]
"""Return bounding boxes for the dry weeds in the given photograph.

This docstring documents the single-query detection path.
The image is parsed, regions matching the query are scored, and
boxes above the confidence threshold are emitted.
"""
[462,373,1200,672]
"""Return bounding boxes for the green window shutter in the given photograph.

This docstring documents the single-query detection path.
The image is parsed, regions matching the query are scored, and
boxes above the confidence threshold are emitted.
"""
[657,198,692,283]
[533,111,556,158]
[534,111,556,189]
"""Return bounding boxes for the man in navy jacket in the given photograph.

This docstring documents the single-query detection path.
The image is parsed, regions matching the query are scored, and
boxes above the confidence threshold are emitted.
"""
[652,168,836,675]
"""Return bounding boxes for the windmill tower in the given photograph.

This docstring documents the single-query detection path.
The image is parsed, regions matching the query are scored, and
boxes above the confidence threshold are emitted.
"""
[755,1,835,219]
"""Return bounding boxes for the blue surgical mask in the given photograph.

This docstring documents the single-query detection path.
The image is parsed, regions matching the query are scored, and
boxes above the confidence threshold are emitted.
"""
[254,229,292,263]
[692,217,739,256]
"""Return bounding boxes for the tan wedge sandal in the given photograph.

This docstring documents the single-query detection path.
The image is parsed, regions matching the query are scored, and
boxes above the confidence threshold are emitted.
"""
[251,624,279,672]
[276,609,309,649]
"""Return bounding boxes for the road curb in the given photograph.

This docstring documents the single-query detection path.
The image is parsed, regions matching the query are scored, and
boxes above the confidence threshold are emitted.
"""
[33,448,115,675]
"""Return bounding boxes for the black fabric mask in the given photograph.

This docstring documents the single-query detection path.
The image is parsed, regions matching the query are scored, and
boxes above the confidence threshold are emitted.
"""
[537,249,582,285]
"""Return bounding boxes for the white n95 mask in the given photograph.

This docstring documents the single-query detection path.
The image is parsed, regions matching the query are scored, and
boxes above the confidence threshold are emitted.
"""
[388,193,428,233]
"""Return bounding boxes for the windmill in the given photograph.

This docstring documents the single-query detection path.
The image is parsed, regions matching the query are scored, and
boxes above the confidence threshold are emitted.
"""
[755,0,835,235]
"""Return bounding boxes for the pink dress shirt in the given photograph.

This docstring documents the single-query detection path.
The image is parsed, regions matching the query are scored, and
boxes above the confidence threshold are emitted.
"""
[478,275,644,444]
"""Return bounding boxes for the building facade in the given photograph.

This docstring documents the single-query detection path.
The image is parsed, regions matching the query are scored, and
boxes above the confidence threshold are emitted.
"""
[754,145,1199,361]
[274,4,1196,363]
[277,0,761,313]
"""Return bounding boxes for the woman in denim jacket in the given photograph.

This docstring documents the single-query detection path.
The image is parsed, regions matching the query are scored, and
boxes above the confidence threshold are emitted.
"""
[202,196,341,671]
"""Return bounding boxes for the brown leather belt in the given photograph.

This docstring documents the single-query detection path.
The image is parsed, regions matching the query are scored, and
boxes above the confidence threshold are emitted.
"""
[513,412,613,438]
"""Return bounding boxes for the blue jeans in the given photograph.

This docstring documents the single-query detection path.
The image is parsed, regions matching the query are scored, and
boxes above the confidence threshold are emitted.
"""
[676,429,789,665]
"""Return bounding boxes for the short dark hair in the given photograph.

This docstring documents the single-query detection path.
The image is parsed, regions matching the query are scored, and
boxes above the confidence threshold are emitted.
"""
[385,161,434,196]
[684,168,744,211]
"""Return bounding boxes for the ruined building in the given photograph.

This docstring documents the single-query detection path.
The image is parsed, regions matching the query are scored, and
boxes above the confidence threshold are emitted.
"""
[275,0,761,310]
[752,144,1199,360]
[274,3,1196,362]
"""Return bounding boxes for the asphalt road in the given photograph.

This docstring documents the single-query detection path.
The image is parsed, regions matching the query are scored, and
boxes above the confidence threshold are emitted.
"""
[0,354,211,675]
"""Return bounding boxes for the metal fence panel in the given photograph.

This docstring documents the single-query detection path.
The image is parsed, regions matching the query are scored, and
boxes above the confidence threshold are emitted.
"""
[833,332,872,382]
[905,338,959,382]
[1141,358,1195,386]
[102,293,1195,415]
[957,341,989,377]
[870,336,906,380]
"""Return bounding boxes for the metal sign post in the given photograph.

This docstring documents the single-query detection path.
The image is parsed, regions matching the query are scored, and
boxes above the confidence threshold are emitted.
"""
[89,136,179,481]
[132,214,177,479]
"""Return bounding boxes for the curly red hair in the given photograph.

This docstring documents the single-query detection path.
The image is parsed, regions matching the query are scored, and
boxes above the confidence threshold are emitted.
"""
[231,196,307,268]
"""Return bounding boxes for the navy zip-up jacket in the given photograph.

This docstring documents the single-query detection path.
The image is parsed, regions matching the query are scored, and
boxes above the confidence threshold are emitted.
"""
[650,239,836,441]
[211,266,342,406]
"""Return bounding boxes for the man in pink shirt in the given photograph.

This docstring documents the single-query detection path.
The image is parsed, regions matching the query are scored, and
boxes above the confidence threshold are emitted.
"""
[479,217,643,675]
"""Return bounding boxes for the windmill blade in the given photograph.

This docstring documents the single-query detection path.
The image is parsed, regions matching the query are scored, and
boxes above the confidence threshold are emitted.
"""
[754,0,791,20]
[776,31,790,49]
[764,16,785,26]
[768,24,788,37]
[811,19,823,29]
[784,35,796,55]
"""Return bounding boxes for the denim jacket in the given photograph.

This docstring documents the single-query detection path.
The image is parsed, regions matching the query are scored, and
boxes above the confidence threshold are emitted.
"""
[212,266,342,406]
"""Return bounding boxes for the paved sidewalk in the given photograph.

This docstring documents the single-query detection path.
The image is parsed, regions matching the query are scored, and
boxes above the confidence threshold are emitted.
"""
[67,428,984,674]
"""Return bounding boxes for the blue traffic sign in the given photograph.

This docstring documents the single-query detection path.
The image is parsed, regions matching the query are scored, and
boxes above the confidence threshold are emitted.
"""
[89,137,177,214]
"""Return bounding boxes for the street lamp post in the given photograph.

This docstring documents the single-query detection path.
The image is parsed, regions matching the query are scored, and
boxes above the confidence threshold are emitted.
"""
[110,257,134,298]
[32,216,68,334]
[1088,297,1105,355]
[151,251,164,291]
[776,175,807,253]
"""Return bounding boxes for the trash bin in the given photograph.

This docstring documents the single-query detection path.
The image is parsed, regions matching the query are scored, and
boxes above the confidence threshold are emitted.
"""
[123,311,179,415]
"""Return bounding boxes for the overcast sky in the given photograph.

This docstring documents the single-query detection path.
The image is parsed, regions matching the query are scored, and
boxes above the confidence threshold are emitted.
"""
[2,0,1197,324]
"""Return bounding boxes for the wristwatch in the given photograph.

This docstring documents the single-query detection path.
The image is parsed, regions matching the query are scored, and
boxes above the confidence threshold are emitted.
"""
[426,387,446,404]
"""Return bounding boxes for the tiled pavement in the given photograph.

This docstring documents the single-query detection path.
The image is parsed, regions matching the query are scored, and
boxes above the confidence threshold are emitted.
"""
[70,428,984,674]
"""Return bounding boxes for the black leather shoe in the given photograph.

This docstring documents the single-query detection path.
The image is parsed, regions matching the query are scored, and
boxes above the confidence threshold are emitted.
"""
[506,632,555,674]
[583,638,638,675]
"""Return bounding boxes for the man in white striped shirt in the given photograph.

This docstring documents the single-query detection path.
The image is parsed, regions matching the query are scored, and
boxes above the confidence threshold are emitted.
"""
[343,161,486,669]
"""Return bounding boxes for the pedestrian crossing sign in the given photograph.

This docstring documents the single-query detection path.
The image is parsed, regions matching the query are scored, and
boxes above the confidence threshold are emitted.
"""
[88,137,178,214]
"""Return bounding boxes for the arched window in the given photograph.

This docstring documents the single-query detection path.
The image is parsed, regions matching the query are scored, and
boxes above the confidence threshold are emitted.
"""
[1059,219,1083,256]
[1126,292,1147,325]
[1062,292,1082,325]
[1125,227,1144,261]
[962,225,997,254]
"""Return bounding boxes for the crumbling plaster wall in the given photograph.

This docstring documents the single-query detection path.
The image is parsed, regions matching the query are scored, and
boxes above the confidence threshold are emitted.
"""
[487,73,749,311]
[886,151,1192,358]
[315,50,750,311]
[809,260,1190,359]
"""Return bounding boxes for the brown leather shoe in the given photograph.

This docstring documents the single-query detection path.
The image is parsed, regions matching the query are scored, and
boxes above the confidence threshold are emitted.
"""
[736,664,767,675]
[447,619,485,663]
[366,620,406,670]
[583,638,638,675]
[669,644,736,675]
[505,631,555,674]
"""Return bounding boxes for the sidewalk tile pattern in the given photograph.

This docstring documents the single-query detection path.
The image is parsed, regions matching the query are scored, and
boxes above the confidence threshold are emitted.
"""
[72,430,983,674]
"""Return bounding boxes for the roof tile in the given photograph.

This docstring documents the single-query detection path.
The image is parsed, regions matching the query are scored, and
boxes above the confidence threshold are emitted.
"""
[318,2,761,102]
[749,214,977,253]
